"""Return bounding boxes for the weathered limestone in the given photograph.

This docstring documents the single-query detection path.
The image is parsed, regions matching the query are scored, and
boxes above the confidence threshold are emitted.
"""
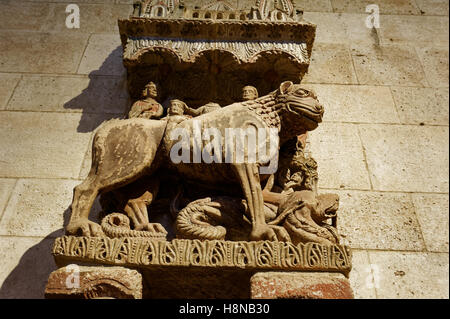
[77,34,126,76]
[350,45,428,86]
[415,0,450,16]
[294,0,332,12]
[347,250,376,299]
[412,194,449,253]
[45,266,142,299]
[0,31,88,74]
[335,190,425,251]
[0,179,16,222]
[65,82,328,243]
[308,123,371,190]
[367,251,449,299]
[46,1,358,299]
[0,73,21,109]
[250,272,354,299]
[0,179,80,238]
[390,87,449,125]
[359,124,449,193]
[303,43,358,84]
[0,237,56,299]
[42,4,132,34]
[305,84,399,123]
[303,12,382,44]
[7,75,129,114]
[127,81,164,119]
[0,112,98,179]
[49,236,352,298]
[330,0,421,15]
[0,2,52,31]
[416,46,449,88]
[379,15,449,45]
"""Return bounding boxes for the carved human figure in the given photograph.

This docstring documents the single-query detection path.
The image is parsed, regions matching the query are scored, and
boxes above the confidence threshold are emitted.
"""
[165,98,221,118]
[242,85,258,101]
[128,82,164,119]
[167,99,191,123]
[256,0,295,20]
[185,102,221,116]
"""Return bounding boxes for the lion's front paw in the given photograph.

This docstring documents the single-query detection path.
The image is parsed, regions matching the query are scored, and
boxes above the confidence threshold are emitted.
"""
[66,219,104,237]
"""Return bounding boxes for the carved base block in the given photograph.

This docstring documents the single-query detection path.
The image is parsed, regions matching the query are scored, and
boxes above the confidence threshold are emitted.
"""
[250,272,354,299]
[45,266,143,299]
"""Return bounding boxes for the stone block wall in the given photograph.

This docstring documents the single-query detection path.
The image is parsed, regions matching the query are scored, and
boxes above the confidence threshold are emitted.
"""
[0,0,448,298]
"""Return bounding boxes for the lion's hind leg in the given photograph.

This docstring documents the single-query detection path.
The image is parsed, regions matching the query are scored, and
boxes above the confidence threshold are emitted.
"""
[66,174,103,236]
[66,119,165,237]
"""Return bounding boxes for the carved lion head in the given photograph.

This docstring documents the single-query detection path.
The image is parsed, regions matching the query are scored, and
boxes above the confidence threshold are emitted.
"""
[275,81,324,131]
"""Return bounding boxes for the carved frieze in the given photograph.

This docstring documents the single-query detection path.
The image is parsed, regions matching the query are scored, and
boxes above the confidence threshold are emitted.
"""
[124,37,309,65]
[52,236,352,276]
[133,0,303,22]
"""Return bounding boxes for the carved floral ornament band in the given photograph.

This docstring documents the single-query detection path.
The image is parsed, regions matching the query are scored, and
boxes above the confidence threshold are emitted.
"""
[123,37,309,65]
[134,0,301,21]
[53,236,352,277]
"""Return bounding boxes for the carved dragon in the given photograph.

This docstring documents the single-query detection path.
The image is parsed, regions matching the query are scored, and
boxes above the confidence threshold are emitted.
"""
[271,190,339,245]
[174,190,339,245]
[66,81,324,242]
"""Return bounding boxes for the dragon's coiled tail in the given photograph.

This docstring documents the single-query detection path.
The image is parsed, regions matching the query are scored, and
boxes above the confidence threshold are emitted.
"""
[176,198,227,240]
[101,213,166,239]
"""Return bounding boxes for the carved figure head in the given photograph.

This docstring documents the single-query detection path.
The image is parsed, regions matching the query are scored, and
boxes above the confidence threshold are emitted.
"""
[278,143,319,193]
[242,85,259,101]
[168,99,187,115]
[142,81,159,99]
[275,81,324,131]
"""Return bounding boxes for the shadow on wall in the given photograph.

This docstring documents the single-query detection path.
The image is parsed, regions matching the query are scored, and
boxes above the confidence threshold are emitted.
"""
[0,206,101,299]
[63,46,130,133]
[0,47,130,299]
[0,232,58,299]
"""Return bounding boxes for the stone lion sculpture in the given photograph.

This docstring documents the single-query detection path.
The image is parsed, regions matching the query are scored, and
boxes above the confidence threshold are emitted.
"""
[66,81,324,242]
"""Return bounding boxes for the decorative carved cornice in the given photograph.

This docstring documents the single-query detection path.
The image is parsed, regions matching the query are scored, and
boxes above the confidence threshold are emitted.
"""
[123,36,309,65]
[133,0,303,22]
[118,18,315,46]
[118,1,317,107]
[52,236,352,276]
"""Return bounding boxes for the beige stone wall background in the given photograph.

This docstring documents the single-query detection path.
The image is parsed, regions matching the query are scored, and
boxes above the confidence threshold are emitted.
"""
[0,0,448,299]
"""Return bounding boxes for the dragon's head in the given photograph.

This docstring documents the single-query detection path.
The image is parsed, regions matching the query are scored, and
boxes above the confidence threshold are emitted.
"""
[277,190,340,245]
[279,190,338,223]
[275,81,324,133]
